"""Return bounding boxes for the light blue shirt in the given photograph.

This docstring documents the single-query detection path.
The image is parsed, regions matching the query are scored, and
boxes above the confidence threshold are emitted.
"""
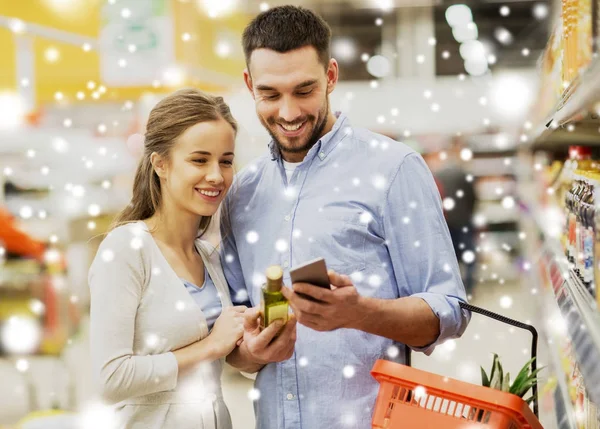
[220,113,470,429]
[182,268,222,331]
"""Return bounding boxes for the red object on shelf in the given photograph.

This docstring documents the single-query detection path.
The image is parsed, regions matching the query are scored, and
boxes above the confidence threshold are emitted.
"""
[371,360,543,429]
[569,145,592,160]
[0,207,45,260]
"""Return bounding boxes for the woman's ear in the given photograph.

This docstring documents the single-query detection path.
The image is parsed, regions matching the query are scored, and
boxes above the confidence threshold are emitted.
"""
[150,152,168,179]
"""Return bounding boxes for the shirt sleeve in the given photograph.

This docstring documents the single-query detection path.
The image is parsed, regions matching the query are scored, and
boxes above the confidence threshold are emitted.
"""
[382,153,471,355]
[219,192,252,307]
[88,228,179,404]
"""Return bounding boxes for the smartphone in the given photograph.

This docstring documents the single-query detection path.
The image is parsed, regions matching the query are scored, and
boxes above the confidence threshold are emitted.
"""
[290,258,331,301]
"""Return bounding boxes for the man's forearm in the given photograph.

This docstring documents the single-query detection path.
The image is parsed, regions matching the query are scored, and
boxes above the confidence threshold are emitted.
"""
[226,346,265,374]
[351,296,440,347]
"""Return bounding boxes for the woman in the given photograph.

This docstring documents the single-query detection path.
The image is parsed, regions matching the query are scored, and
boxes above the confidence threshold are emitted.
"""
[88,88,244,429]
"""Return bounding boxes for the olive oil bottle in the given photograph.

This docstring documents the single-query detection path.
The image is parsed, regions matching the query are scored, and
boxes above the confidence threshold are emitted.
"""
[260,265,289,330]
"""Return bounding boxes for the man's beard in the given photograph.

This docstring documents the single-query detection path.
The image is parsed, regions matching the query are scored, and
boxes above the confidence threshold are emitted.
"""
[262,98,329,157]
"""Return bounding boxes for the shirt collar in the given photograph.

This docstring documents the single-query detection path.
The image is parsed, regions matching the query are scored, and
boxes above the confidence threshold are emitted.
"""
[268,112,349,162]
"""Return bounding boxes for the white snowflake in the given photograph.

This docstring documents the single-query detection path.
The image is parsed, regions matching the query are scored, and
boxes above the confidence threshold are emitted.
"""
[101,250,114,262]
[275,239,288,252]
[145,334,159,348]
[443,263,451,272]
[252,273,266,288]
[248,388,261,401]
[386,345,399,358]
[462,251,475,264]
[456,190,464,198]
[499,296,513,309]
[235,289,249,303]
[443,198,456,211]
[519,232,526,240]
[370,139,379,148]
[246,231,259,244]
[225,254,235,263]
[16,359,29,373]
[130,237,143,250]
[414,241,421,248]
[341,413,357,426]
[175,301,185,311]
[402,216,410,224]
[29,299,45,316]
[502,196,515,209]
[350,272,364,283]
[352,178,360,186]
[368,275,382,287]
[298,357,309,367]
[293,229,302,239]
[152,267,161,276]
[372,175,386,190]
[409,201,417,209]
[359,212,373,224]
[414,386,427,399]
[343,365,355,378]
[283,186,298,199]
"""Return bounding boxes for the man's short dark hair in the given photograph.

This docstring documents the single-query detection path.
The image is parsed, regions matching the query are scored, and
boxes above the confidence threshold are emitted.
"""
[242,5,332,69]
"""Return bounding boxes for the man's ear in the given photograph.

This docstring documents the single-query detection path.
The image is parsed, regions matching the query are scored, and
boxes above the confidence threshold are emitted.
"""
[151,152,168,179]
[243,69,255,100]
[326,58,339,95]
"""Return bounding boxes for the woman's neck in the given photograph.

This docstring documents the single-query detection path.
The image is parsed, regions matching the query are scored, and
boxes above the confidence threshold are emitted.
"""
[145,205,202,256]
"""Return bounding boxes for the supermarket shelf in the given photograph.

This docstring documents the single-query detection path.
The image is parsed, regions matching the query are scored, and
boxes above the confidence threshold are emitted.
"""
[534,277,579,429]
[521,201,578,429]
[525,201,600,406]
[532,58,600,143]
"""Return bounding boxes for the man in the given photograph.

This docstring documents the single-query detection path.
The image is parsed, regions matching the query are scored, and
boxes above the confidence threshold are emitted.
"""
[433,138,478,297]
[221,6,470,429]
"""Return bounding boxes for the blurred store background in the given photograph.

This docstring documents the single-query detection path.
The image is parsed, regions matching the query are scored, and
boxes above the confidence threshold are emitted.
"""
[0,0,599,428]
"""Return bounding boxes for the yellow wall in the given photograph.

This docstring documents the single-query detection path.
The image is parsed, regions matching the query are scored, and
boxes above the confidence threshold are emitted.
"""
[0,0,250,104]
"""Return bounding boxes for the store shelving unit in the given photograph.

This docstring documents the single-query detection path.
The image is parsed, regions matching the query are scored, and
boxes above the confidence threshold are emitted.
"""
[532,58,600,143]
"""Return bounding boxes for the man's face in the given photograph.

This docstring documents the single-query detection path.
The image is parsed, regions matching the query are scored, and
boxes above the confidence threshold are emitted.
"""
[244,46,338,160]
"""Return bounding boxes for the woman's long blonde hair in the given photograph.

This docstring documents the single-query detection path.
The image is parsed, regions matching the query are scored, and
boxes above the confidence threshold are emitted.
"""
[111,88,237,236]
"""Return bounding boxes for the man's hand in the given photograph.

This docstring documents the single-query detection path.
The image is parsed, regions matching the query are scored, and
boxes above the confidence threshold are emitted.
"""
[235,307,297,366]
[281,270,366,332]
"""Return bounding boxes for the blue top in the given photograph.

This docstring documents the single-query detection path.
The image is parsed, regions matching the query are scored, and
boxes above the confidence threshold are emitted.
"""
[182,268,222,331]
[220,113,470,429]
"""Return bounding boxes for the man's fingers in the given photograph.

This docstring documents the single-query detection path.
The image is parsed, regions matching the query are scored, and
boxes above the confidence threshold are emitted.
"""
[292,283,333,303]
[251,319,286,350]
[328,270,353,288]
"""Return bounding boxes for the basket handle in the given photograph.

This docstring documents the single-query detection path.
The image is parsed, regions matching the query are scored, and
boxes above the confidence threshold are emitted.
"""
[404,301,539,418]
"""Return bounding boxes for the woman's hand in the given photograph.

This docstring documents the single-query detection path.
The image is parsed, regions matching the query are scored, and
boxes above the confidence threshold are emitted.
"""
[206,306,246,358]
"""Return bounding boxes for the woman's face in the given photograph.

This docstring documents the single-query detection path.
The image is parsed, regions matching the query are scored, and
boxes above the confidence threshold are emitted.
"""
[155,118,236,218]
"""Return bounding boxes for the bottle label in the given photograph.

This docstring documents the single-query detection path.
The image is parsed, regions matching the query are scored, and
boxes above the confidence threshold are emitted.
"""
[267,302,289,325]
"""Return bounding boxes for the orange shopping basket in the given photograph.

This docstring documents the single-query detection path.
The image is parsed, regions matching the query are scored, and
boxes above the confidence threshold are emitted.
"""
[371,302,543,429]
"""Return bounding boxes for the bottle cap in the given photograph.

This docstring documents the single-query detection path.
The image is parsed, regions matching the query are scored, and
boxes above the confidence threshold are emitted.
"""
[265,265,283,292]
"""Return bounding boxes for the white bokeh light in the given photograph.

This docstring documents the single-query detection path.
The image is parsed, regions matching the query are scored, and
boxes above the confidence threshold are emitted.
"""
[443,198,456,211]
[343,365,356,378]
[275,239,288,253]
[16,358,29,372]
[445,4,473,27]
[500,295,513,309]
[332,38,357,62]
[1,316,41,354]
[88,204,101,217]
[0,92,26,130]
[246,231,259,244]
[502,196,516,209]
[248,388,261,401]
[460,148,473,161]
[367,55,391,78]
[462,250,475,264]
